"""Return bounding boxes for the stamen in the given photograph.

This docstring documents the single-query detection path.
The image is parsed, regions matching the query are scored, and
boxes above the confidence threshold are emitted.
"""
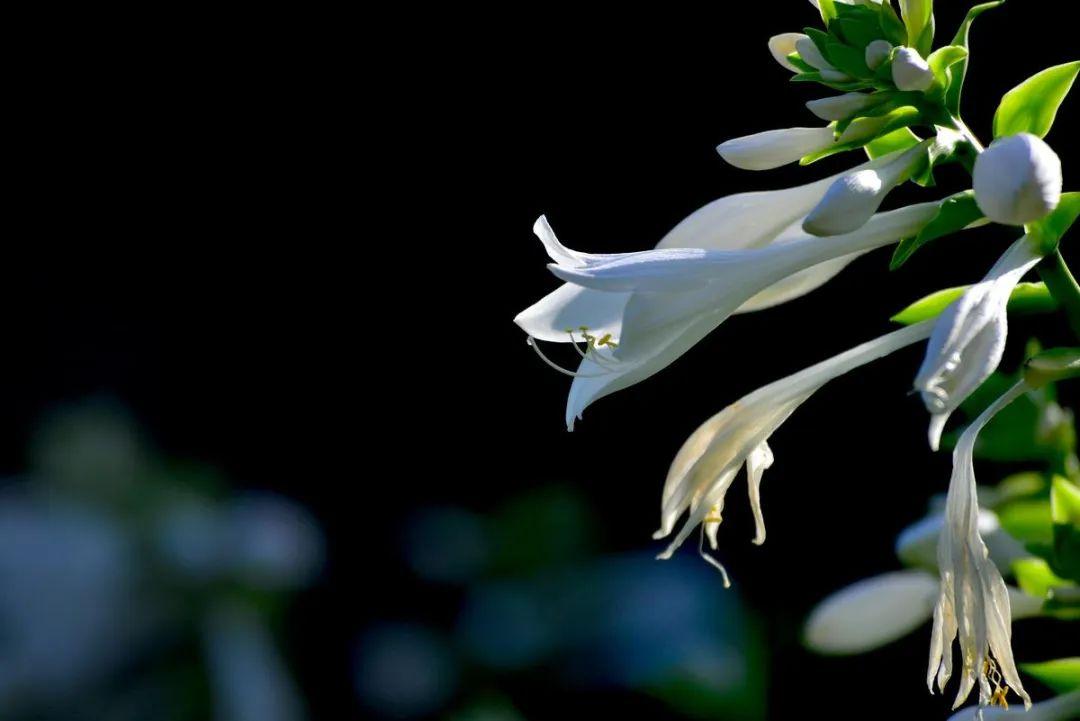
[565,329,621,370]
[526,336,615,378]
[698,526,732,588]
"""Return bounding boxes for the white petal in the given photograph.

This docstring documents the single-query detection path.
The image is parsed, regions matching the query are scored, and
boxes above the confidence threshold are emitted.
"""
[892,47,934,91]
[974,133,1063,226]
[746,442,774,545]
[513,283,628,343]
[805,93,874,121]
[717,127,837,171]
[865,39,893,70]
[795,36,835,72]
[804,571,939,654]
[768,33,806,73]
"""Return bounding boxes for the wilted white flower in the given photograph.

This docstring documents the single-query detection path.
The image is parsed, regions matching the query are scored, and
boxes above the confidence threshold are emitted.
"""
[717,126,837,171]
[895,510,1027,573]
[893,47,935,91]
[805,571,1041,656]
[524,203,937,429]
[803,131,959,236]
[653,321,935,581]
[805,93,876,122]
[974,133,1063,225]
[865,39,893,70]
[928,381,1033,711]
[914,236,1043,449]
[947,690,1080,721]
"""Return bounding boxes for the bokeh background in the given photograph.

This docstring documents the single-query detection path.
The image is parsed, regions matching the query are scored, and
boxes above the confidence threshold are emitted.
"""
[7,2,1077,719]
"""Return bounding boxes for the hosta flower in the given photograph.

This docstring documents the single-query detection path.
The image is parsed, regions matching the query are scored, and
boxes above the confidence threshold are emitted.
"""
[717,126,838,171]
[532,202,937,430]
[803,131,959,236]
[805,571,1041,656]
[896,510,1027,573]
[974,133,1063,225]
[865,39,893,70]
[653,321,935,579]
[893,47,935,91]
[928,381,1033,711]
[805,93,876,122]
[947,690,1080,721]
[768,33,806,73]
[914,236,1043,449]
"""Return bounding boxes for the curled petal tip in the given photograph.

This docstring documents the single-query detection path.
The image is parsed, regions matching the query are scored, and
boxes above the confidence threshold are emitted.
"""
[928,413,948,451]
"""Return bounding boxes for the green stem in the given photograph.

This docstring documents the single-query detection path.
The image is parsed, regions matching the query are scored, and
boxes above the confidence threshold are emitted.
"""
[1038,250,1080,338]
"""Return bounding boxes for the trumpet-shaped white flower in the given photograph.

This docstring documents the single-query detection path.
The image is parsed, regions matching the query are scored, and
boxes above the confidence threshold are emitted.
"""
[805,93,875,122]
[717,126,837,171]
[928,381,1033,711]
[893,47,935,91]
[896,510,1027,573]
[865,39,893,70]
[947,690,1080,721]
[768,33,806,73]
[914,236,1043,449]
[536,203,937,430]
[653,321,935,580]
[974,133,1063,226]
[805,571,1042,656]
[803,131,959,236]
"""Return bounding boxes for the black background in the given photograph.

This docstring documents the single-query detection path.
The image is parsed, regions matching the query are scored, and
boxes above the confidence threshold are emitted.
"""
[8,3,1077,719]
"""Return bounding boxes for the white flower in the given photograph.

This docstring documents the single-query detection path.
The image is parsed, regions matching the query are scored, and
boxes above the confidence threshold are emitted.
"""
[795,36,835,73]
[974,133,1063,225]
[895,510,1027,573]
[652,321,936,580]
[805,571,1042,656]
[928,381,1033,711]
[804,571,940,654]
[892,47,934,91]
[717,126,837,171]
[865,39,893,70]
[534,203,937,430]
[947,690,1080,721]
[914,236,1043,449]
[805,93,875,122]
[803,131,959,236]
[768,33,806,73]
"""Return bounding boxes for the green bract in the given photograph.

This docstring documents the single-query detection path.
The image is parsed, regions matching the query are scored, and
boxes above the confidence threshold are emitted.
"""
[993,60,1080,139]
[891,282,1057,324]
[890,190,983,269]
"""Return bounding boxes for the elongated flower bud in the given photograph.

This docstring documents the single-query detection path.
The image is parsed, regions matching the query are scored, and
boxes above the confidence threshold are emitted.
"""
[768,33,805,73]
[795,36,835,72]
[805,93,874,121]
[802,139,933,236]
[892,47,934,91]
[865,39,892,70]
[974,133,1063,225]
[717,126,836,171]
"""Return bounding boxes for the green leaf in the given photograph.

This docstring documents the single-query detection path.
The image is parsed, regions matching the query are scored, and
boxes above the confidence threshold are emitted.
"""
[993,60,1080,139]
[1012,557,1071,598]
[1053,476,1080,526]
[1026,192,1080,254]
[926,45,967,86]
[1051,477,1080,582]
[945,1,1007,114]
[999,499,1054,545]
[890,191,983,269]
[899,0,934,56]
[826,41,871,77]
[891,282,1058,325]
[817,0,839,25]
[831,17,883,49]
[1020,658,1080,694]
[879,1,908,46]
[1025,347,1080,389]
[864,127,922,159]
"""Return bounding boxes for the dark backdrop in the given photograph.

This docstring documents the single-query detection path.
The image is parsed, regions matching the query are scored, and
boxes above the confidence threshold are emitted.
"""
[6,3,1076,719]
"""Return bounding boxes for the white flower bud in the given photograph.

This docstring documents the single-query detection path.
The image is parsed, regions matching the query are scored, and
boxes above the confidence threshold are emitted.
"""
[806,93,874,121]
[865,39,892,70]
[768,33,806,73]
[717,126,836,171]
[891,47,934,91]
[973,133,1063,225]
[795,36,835,72]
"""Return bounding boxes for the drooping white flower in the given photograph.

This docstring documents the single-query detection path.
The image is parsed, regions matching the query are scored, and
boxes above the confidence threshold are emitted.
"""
[895,510,1027,573]
[717,126,838,171]
[534,203,937,430]
[805,93,876,122]
[928,381,1033,711]
[768,33,806,73]
[947,690,1080,721]
[914,236,1043,449]
[892,47,935,91]
[805,571,1042,656]
[652,321,936,580]
[803,131,959,236]
[865,39,893,70]
[974,133,1063,225]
